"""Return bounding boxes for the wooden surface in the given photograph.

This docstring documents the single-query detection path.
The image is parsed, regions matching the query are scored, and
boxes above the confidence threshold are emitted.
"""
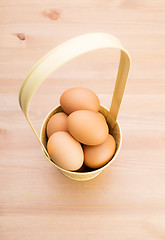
[0,0,165,239]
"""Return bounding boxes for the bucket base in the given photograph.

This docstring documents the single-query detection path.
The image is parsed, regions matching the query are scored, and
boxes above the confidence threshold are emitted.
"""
[61,170,102,181]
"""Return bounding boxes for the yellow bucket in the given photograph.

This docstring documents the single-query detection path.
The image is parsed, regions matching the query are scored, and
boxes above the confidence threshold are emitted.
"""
[19,33,131,181]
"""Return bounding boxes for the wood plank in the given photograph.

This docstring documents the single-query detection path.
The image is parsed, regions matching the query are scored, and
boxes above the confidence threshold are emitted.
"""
[1,0,165,239]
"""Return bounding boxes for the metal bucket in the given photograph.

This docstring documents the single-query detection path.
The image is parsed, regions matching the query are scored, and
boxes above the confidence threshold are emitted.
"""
[19,33,130,181]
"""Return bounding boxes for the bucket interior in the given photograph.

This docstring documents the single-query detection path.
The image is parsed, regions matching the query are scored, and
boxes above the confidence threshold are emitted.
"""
[40,105,121,173]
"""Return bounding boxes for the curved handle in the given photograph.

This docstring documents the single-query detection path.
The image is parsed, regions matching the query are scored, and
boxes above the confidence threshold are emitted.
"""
[19,32,131,157]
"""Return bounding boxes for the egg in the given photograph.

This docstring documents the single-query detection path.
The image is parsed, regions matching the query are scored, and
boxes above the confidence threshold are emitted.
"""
[67,110,109,145]
[83,134,116,169]
[98,112,107,121]
[46,112,68,138]
[47,132,84,171]
[60,87,100,115]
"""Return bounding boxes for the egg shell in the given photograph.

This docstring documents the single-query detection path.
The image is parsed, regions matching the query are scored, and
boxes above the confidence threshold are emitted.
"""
[47,132,84,171]
[46,112,68,138]
[67,110,109,145]
[60,87,100,115]
[83,134,116,169]
[98,112,106,121]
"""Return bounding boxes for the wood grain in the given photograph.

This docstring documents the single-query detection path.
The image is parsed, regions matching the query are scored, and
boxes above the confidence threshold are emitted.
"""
[0,0,165,239]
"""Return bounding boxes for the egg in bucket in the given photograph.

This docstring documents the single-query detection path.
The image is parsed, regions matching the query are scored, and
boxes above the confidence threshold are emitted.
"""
[19,33,130,181]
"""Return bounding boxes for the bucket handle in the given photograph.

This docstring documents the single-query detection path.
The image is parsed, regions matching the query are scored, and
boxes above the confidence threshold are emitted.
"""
[19,32,131,158]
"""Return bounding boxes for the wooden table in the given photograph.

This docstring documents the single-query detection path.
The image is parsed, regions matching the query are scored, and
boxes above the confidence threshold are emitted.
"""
[1,0,165,239]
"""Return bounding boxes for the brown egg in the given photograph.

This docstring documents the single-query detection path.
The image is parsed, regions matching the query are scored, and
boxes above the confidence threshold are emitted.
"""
[47,132,84,171]
[60,87,100,115]
[67,110,109,145]
[46,112,68,138]
[98,112,106,121]
[83,134,116,169]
